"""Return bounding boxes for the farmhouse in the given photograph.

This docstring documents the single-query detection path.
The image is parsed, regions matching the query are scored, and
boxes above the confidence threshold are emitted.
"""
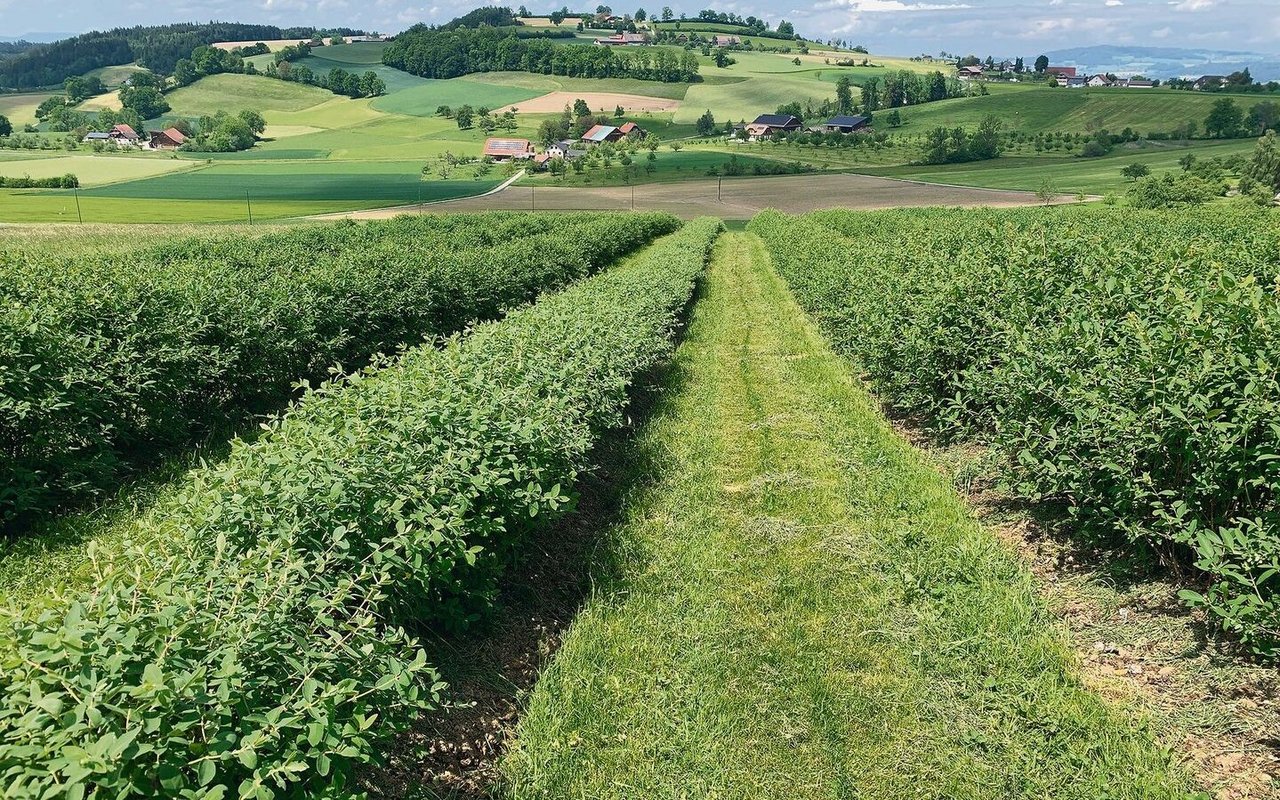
[482,137,535,161]
[1087,74,1112,87]
[746,114,803,139]
[823,115,869,134]
[712,35,741,47]
[1045,66,1077,78]
[594,32,649,46]
[1193,75,1227,90]
[618,121,645,138]
[148,128,187,150]
[110,123,140,143]
[546,140,585,160]
[1063,76,1088,88]
[82,131,112,143]
[1121,78,1155,88]
[581,124,625,145]
[957,65,984,80]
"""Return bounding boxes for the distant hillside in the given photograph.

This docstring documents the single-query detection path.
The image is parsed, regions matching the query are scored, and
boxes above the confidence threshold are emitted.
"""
[1044,45,1280,82]
[0,22,363,90]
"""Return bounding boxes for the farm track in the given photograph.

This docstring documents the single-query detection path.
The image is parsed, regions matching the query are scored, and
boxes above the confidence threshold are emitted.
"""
[497,232,1187,798]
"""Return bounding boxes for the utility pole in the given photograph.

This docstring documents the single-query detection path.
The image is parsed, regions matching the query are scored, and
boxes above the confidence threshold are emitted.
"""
[245,192,253,225]
[73,186,83,224]
[718,176,723,202]
[531,186,535,211]
[631,184,635,211]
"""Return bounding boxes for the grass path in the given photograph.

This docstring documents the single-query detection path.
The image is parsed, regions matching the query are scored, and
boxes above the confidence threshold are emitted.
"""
[501,232,1190,798]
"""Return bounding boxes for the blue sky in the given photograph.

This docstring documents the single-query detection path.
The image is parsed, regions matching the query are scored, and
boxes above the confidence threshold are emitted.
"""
[1,0,1275,57]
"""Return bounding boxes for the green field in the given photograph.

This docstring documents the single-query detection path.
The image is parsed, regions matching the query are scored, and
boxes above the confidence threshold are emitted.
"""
[84,63,147,87]
[0,92,54,126]
[371,78,546,116]
[0,154,196,186]
[165,73,334,116]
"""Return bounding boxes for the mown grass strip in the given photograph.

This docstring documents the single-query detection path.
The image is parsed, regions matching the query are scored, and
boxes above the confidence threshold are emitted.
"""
[502,232,1189,799]
[0,220,722,800]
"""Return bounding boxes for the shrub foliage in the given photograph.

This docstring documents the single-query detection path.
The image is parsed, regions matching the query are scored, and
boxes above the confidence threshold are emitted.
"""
[751,206,1280,653]
[0,218,723,798]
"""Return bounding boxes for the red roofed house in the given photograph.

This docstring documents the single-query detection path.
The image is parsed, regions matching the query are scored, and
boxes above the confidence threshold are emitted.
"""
[1045,66,1077,78]
[110,124,140,144]
[482,137,536,161]
[618,121,645,138]
[581,124,625,146]
[148,127,187,150]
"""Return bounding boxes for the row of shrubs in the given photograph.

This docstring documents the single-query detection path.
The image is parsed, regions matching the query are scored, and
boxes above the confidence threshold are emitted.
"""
[0,217,723,799]
[0,211,680,529]
[0,173,78,188]
[750,206,1280,655]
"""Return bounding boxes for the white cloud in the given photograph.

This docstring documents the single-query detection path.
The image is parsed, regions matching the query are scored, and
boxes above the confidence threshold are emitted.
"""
[1105,0,1123,6]
[1151,25,1173,37]
[1169,0,1216,10]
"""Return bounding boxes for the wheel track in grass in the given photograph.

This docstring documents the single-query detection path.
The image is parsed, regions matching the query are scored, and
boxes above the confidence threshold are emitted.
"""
[498,231,1191,799]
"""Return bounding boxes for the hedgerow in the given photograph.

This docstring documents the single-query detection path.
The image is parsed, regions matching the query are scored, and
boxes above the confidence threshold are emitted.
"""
[0,211,679,528]
[0,218,723,799]
[750,206,1280,654]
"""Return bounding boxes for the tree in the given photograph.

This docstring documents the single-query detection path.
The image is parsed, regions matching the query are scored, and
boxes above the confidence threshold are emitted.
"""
[661,5,673,20]
[614,104,624,117]
[1244,130,1280,192]
[238,109,266,135]
[118,85,169,120]
[1179,153,1197,171]
[573,98,591,117]
[670,141,683,152]
[1034,55,1049,73]
[884,109,901,127]
[635,7,647,21]
[456,105,475,129]
[777,20,795,36]
[359,71,387,97]
[1014,57,1024,73]
[1036,177,1058,204]
[1121,162,1151,181]
[696,109,716,136]
[0,115,10,137]
[1205,98,1243,138]
[968,114,1003,160]
[1246,100,1280,135]
[713,48,731,68]
[173,58,198,86]
[518,5,531,16]
[835,75,854,115]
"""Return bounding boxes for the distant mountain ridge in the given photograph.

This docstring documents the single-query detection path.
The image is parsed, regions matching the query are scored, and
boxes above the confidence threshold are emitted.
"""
[1044,44,1280,82]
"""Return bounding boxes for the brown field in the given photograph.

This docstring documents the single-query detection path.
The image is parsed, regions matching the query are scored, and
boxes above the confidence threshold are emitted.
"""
[212,38,335,51]
[323,173,1066,221]
[497,91,680,115]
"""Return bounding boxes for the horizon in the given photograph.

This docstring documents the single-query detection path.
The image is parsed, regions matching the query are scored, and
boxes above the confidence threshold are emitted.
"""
[0,0,1275,60]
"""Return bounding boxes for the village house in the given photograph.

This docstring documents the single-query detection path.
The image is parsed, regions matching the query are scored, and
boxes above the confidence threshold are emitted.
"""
[82,131,112,144]
[1121,78,1155,89]
[823,115,870,134]
[746,114,803,139]
[712,35,741,47]
[581,124,626,146]
[1063,75,1088,88]
[148,127,187,150]
[618,121,645,138]
[482,137,536,161]
[1086,74,1112,87]
[957,65,984,80]
[1045,66,1077,78]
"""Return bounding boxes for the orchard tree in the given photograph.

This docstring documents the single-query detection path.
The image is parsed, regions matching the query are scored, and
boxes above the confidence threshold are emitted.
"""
[1205,98,1244,138]
[1244,130,1280,192]
[0,115,10,137]
[456,104,475,129]
[1121,162,1151,181]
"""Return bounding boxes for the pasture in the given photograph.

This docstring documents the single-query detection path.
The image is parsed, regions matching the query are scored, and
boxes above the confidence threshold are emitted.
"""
[165,74,334,115]
[0,154,195,186]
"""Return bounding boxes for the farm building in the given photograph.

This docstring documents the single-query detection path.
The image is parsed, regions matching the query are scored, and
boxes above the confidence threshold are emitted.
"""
[547,140,585,160]
[618,121,645,138]
[1193,75,1227,90]
[110,124,140,143]
[746,114,803,139]
[957,65,984,80]
[1121,78,1155,88]
[482,138,536,161]
[823,115,869,134]
[1087,74,1112,87]
[1045,66,1077,78]
[581,124,625,145]
[1062,76,1088,88]
[148,128,187,150]
[594,32,649,46]
[82,131,112,143]
[712,35,741,47]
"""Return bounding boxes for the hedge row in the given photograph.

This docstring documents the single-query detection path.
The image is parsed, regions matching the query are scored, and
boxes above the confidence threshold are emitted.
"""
[0,218,723,799]
[0,211,680,528]
[750,206,1280,654]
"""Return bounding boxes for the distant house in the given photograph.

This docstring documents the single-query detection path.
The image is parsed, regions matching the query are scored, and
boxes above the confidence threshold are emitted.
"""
[594,32,649,46]
[746,114,802,139]
[957,65,984,80]
[581,124,624,145]
[482,137,535,161]
[1045,66,1077,78]
[83,131,112,143]
[1193,75,1227,90]
[110,123,139,143]
[546,140,585,160]
[823,115,869,134]
[712,35,741,47]
[1064,76,1088,88]
[148,127,187,150]
[1086,74,1112,87]
[1121,78,1155,89]
[618,121,645,138]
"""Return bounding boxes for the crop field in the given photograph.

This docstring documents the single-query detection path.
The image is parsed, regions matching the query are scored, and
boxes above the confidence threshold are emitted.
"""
[370,78,546,116]
[165,73,336,115]
[0,154,194,185]
[0,92,54,126]
[4,196,1280,800]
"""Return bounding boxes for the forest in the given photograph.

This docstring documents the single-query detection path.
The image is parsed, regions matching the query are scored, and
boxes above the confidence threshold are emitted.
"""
[382,26,700,83]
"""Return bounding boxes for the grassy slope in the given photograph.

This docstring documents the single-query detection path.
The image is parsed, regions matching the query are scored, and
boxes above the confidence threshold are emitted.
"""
[0,154,196,186]
[165,73,334,116]
[0,92,54,126]
[503,232,1187,799]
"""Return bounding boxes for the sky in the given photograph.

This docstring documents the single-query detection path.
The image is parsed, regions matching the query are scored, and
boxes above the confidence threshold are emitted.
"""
[1,0,1277,58]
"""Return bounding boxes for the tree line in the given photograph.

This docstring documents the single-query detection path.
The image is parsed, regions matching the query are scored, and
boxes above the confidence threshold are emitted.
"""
[382,25,699,82]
